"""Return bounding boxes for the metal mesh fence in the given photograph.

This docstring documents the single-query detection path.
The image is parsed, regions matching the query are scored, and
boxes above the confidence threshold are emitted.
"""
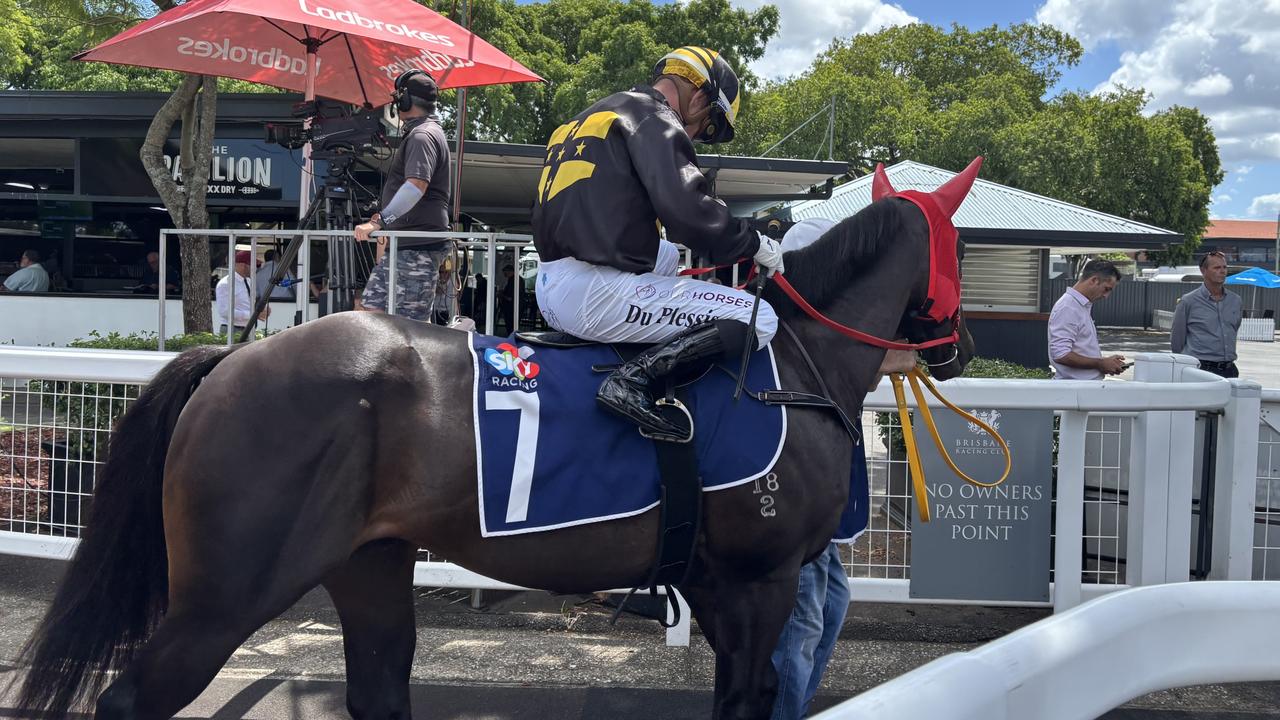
[1081,415,1128,585]
[3,369,1275,592]
[1,377,140,537]
[1256,407,1280,580]
[844,410,1129,586]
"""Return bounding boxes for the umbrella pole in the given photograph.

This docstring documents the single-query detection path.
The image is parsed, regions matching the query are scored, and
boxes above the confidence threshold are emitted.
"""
[449,0,470,321]
[453,87,466,228]
[451,0,470,231]
[299,40,320,222]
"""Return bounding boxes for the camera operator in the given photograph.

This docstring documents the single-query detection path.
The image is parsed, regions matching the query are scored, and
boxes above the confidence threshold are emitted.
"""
[354,70,451,321]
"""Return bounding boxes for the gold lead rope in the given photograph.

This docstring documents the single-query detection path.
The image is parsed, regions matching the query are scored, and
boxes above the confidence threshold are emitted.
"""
[889,367,1012,522]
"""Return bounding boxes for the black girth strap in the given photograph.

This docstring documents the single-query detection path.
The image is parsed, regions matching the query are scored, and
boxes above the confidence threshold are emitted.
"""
[607,320,856,627]
[610,387,700,629]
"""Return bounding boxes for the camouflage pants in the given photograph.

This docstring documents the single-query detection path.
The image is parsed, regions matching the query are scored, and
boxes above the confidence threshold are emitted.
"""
[361,247,449,321]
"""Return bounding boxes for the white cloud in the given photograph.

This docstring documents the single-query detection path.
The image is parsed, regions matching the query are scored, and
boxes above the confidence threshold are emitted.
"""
[1215,194,1232,203]
[1185,72,1232,97]
[1062,0,1280,169]
[1035,0,1174,50]
[734,0,917,81]
[1247,192,1280,218]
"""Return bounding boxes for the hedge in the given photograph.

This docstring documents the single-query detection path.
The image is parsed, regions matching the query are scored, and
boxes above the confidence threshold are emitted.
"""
[67,330,262,351]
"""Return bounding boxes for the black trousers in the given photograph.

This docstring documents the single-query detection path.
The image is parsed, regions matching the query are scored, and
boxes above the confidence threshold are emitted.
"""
[1198,360,1239,378]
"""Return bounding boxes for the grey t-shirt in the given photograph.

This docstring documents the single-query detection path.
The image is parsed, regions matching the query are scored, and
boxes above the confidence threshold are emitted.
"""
[1170,284,1243,362]
[382,115,451,247]
[3,263,50,292]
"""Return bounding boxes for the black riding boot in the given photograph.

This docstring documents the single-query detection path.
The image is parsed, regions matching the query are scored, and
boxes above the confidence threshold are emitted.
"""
[597,319,752,442]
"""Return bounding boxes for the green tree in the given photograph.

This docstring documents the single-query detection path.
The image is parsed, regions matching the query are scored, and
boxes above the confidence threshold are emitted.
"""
[440,0,778,145]
[996,89,1213,260]
[0,0,36,80]
[735,23,1218,263]
[5,1,172,90]
[734,23,1081,165]
[1156,105,1225,189]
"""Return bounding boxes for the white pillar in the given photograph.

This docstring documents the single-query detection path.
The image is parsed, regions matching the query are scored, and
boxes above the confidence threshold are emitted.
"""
[665,589,691,647]
[1210,378,1262,580]
[1055,410,1087,612]
[1127,355,1175,587]
[1164,358,1200,582]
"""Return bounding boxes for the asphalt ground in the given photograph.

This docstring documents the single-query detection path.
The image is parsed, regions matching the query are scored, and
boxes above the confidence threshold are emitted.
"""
[1098,328,1280,388]
[2,328,1278,718]
[2,554,1279,719]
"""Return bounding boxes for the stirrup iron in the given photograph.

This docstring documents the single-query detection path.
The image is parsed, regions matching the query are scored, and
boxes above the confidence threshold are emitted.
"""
[638,397,694,444]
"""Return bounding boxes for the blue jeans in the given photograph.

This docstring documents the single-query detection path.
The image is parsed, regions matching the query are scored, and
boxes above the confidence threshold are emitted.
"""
[770,542,851,720]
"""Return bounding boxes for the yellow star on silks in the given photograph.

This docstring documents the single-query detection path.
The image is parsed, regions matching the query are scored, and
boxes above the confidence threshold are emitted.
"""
[575,141,586,156]
[557,147,565,160]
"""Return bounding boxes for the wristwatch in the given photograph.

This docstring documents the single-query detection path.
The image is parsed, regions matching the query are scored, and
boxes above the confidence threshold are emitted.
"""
[369,213,384,229]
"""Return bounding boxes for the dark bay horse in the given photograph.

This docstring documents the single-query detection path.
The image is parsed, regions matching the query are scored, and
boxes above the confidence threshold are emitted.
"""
[15,194,975,720]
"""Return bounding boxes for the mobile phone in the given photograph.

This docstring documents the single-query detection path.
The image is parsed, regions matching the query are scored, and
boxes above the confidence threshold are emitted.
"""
[1120,361,1134,370]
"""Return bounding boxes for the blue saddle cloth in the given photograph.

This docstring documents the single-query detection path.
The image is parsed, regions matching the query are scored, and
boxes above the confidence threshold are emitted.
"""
[470,334,868,541]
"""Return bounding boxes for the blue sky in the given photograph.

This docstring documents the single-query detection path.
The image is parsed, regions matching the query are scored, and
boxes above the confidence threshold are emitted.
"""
[576,0,1280,222]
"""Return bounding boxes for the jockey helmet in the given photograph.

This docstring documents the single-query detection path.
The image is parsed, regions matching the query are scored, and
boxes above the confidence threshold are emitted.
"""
[651,47,740,145]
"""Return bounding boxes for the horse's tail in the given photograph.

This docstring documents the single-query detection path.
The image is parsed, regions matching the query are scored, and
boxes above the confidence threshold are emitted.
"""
[14,344,240,716]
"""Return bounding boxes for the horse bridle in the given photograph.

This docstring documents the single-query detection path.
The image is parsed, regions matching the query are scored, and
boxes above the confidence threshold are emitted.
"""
[769,271,960,352]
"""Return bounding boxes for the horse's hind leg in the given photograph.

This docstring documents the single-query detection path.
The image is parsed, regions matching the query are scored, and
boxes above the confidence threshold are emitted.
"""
[95,579,322,720]
[322,539,417,720]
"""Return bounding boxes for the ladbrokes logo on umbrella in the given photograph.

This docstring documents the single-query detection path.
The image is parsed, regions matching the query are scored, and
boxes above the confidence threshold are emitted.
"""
[298,0,454,47]
[177,37,316,76]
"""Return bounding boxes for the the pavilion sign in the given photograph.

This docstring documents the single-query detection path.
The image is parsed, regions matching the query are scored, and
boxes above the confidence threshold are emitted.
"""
[80,137,303,202]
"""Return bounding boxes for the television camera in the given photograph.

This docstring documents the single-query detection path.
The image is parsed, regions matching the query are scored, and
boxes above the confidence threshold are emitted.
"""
[250,100,386,336]
[264,99,384,164]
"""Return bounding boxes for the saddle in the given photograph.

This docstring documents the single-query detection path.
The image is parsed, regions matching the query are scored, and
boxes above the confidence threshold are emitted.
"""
[515,330,595,349]
[511,329,859,626]
[518,330,701,621]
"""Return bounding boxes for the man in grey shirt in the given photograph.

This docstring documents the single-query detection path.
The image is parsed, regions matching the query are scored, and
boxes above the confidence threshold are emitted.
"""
[1171,251,1243,378]
[354,69,451,321]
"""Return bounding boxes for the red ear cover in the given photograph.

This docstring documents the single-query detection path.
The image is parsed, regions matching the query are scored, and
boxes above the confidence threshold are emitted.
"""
[930,157,983,218]
[871,162,897,201]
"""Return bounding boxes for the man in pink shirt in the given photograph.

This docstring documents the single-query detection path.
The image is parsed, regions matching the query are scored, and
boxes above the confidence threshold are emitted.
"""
[1048,259,1127,379]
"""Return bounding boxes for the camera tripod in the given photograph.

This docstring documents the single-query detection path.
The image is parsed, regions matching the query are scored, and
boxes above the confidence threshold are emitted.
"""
[238,153,375,342]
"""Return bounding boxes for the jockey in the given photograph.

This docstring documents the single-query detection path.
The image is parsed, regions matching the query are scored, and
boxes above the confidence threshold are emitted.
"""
[532,46,785,441]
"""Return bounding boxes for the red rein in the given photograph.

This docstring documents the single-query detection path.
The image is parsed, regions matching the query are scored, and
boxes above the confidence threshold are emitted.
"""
[769,273,959,352]
[677,264,958,352]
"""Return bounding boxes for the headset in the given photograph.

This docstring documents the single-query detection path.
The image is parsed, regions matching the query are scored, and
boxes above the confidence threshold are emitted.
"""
[392,70,435,113]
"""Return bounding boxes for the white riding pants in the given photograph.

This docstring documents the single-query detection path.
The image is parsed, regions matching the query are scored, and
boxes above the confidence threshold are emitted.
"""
[536,240,777,347]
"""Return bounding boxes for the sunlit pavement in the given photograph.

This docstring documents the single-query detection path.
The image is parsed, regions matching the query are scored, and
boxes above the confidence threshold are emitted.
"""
[1099,328,1280,387]
[3,500,1279,717]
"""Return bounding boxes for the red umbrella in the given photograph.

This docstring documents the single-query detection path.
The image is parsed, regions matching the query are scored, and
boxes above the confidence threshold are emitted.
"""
[78,0,542,222]
[75,0,543,106]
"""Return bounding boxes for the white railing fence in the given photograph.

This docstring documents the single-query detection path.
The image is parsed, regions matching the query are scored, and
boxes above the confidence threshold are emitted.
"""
[156,229,538,346]
[0,348,1272,647]
[812,581,1280,720]
[856,353,1262,611]
[1258,389,1280,579]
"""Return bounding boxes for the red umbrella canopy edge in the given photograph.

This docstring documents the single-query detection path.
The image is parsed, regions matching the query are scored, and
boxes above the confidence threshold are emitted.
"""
[76,0,543,106]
